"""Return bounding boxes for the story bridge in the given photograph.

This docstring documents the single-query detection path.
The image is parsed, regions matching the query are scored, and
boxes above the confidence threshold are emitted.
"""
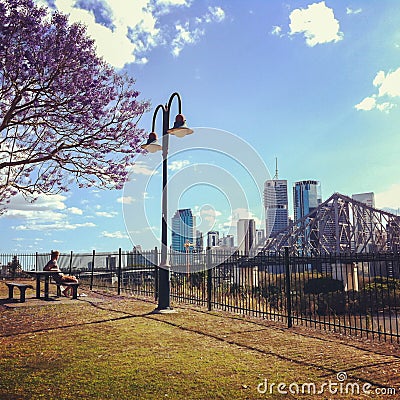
[260,192,400,256]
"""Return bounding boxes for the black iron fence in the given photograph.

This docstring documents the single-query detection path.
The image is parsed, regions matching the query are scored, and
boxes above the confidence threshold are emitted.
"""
[1,249,399,343]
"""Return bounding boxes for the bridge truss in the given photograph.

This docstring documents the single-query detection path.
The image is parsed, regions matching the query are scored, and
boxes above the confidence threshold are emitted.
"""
[261,192,400,255]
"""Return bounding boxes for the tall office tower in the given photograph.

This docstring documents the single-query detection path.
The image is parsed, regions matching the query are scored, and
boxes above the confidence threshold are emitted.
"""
[264,161,289,237]
[256,229,265,245]
[293,180,322,253]
[237,219,256,255]
[293,180,322,221]
[106,255,116,271]
[207,231,219,248]
[352,192,375,208]
[171,209,195,252]
[195,230,204,252]
[220,234,235,247]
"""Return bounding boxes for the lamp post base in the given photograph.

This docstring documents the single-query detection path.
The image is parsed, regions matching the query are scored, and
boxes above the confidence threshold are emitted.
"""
[151,307,177,314]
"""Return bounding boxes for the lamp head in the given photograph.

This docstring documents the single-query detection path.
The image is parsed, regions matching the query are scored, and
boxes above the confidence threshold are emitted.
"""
[167,114,193,138]
[140,132,162,153]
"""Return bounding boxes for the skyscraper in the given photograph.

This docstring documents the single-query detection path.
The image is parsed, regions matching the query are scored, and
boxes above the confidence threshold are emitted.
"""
[207,231,219,248]
[352,192,375,208]
[293,180,322,253]
[171,209,195,253]
[255,229,265,246]
[220,234,235,248]
[293,180,322,221]
[237,219,256,255]
[195,230,204,252]
[264,179,289,237]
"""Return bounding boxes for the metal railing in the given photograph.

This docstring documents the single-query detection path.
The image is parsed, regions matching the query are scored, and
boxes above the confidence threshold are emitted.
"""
[1,249,399,343]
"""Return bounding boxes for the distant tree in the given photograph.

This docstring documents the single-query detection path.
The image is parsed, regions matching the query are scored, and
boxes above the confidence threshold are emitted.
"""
[8,255,21,277]
[304,277,344,294]
[0,0,150,208]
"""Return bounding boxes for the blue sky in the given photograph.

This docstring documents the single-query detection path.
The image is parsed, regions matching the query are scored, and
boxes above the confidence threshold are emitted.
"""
[1,0,400,253]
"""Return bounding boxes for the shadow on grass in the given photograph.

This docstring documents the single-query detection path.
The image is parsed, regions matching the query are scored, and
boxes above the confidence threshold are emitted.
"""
[1,294,398,390]
[89,299,400,390]
[181,305,400,359]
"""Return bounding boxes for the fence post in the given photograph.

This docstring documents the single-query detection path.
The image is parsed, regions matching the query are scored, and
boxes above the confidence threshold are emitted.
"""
[68,251,73,275]
[285,247,292,328]
[206,248,212,311]
[154,247,159,301]
[118,248,122,295]
[90,250,95,290]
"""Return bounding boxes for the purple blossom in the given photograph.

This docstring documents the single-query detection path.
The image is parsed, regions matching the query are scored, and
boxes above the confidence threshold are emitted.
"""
[0,0,150,206]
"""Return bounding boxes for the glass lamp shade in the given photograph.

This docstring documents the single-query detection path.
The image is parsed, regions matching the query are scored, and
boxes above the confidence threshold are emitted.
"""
[141,141,162,153]
[167,114,193,138]
[141,132,162,153]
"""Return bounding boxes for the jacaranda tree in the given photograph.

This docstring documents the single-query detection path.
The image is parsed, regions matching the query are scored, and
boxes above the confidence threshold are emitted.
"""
[0,0,150,207]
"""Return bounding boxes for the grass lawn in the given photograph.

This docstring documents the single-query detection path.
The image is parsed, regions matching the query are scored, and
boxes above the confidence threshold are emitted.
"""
[0,282,399,399]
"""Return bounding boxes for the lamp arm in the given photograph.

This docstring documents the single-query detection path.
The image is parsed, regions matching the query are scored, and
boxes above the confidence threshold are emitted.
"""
[166,92,182,115]
[151,104,166,133]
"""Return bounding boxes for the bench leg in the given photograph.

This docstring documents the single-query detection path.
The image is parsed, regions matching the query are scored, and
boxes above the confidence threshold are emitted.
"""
[7,285,14,300]
[57,286,61,297]
[44,277,50,300]
[36,278,41,299]
[71,285,78,299]
[20,288,27,303]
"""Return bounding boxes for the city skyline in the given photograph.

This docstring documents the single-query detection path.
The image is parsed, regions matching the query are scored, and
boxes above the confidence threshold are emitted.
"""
[1,1,400,253]
[166,188,385,253]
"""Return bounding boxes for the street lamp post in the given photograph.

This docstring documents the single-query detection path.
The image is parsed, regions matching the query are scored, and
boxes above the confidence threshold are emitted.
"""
[141,92,193,311]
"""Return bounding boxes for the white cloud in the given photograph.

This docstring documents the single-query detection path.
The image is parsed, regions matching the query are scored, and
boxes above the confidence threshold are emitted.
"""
[376,102,396,113]
[54,0,138,68]
[376,68,400,97]
[68,207,83,215]
[208,6,225,23]
[129,161,158,176]
[15,222,96,231]
[201,208,222,224]
[101,230,129,239]
[0,193,97,232]
[171,6,225,57]
[373,71,386,87]
[376,184,400,210]
[271,26,283,37]
[355,96,376,111]
[355,68,400,112]
[168,160,190,171]
[95,211,118,218]
[117,196,136,204]
[223,208,262,228]
[3,193,67,212]
[201,209,222,217]
[158,0,192,7]
[289,1,343,47]
[171,23,204,57]
[1,194,68,223]
[45,0,225,68]
[346,7,362,15]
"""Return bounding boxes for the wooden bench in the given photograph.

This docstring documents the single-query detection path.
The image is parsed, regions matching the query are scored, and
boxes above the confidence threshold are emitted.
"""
[55,282,80,299]
[5,282,34,303]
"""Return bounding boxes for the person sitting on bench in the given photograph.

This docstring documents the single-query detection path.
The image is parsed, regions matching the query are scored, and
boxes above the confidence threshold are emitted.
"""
[44,250,78,297]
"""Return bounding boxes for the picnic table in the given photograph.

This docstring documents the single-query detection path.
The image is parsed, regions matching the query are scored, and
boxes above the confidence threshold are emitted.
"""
[24,270,60,300]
